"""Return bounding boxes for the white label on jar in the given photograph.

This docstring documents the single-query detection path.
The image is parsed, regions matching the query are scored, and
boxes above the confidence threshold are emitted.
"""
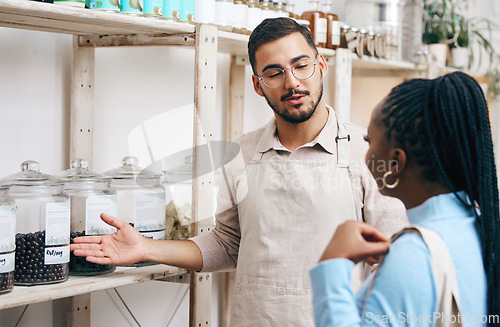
[0,252,14,273]
[45,202,70,246]
[135,192,166,232]
[316,17,327,44]
[44,245,70,265]
[86,195,118,235]
[195,0,215,23]
[331,21,341,45]
[0,206,16,252]
[316,18,328,43]
[141,230,166,240]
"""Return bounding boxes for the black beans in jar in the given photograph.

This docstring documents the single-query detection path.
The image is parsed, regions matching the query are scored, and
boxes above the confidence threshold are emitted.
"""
[14,231,68,285]
[69,231,115,276]
[0,271,14,293]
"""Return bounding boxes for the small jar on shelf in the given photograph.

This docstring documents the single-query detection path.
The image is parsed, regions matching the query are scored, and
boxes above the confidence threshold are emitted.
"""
[0,186,16,294]
[57,159,117,276]
[1,161,70,286]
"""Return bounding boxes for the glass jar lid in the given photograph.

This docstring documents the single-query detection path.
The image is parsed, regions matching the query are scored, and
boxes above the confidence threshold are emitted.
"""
[0,160,63,187]
[57,158,110,183]
[105,156,161,182]
[163,155,193,184]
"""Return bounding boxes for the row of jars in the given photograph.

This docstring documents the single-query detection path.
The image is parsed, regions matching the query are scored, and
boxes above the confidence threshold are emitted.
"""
[0,156,198,293]
[340,24,399,61]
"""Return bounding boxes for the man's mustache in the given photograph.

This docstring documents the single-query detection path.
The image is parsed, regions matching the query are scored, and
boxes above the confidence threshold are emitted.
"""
[281,89,310,102]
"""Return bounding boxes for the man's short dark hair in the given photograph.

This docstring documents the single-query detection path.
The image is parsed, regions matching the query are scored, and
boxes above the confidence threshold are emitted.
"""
[248,17,318,75]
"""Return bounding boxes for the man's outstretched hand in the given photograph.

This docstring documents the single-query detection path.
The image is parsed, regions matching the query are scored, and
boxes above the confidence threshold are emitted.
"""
[71,213,148,266]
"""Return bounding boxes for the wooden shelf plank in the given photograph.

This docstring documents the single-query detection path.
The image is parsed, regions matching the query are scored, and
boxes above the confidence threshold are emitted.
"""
[0,265,187,310]
[0,0,195,35]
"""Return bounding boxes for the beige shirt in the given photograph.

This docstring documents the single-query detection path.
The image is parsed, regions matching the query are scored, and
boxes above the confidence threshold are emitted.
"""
[191,106,408,272]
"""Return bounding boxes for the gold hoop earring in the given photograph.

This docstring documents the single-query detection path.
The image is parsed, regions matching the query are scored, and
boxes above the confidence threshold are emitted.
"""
[382,171,399,189]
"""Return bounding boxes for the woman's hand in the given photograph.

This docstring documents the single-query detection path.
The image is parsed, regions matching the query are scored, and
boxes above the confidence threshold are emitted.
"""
[319,221,390,264]
[70,213,149,265]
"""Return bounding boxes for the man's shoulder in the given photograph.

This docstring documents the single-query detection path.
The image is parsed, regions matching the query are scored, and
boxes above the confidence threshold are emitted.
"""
[234,124,268,164]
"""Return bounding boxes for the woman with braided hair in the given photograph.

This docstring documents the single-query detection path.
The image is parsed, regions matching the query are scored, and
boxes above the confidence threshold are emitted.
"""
[310,71,500,326]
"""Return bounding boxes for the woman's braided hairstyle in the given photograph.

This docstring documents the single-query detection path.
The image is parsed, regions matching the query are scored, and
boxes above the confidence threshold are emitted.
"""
[377,71,499,322]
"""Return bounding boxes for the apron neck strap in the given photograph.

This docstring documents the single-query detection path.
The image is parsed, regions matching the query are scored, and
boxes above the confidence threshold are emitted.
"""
[335,112,350,168]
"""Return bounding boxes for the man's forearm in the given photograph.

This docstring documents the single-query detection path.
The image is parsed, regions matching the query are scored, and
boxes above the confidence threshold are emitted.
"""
[143,239,203,271]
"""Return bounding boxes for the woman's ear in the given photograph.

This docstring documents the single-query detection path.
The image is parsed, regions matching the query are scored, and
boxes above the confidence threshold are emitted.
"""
[391,148,406,177]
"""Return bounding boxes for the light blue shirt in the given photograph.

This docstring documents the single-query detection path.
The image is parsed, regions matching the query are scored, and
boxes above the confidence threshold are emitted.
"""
[310,192,487,326]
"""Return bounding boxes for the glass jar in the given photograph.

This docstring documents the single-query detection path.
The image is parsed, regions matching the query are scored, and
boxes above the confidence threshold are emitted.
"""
[259,0,275,20]
[273,1,288,18]
[246,0,262,34]
[0,187,16,294]
[2,161,70,286]
[57,159,117,276]
[162,156,193,241]
[105,157,166,266]
[162,156,219,240]
[232,0,248,34]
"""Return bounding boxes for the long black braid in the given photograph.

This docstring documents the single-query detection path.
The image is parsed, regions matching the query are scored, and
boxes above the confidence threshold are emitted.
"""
[377,71,500,323]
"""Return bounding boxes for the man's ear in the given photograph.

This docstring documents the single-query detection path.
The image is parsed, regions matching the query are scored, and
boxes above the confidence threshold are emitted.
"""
[318,54,328,79]
[252,74,264,97]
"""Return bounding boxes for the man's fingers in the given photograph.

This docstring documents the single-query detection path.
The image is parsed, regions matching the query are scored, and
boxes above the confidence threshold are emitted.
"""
[100,213,126,229]
[86,256,112,265]
[71,235,103,244]
[361,242,390,257]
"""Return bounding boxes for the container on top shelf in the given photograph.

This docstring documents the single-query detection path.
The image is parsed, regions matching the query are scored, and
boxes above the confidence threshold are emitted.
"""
[301,0,327,47]
[344,0,423,63]
[119,0,143,15]
[86,0,119,11]
[162,0,180,20]
[273,1,288,18]
[143,0,163,17]
[323,0,340,49]
[246,0,262,33]
[195,0,215,24]
[56,159,117,276]
[1,161,70,286]
[259,0,275,20]
[214,0,234,31]
[180,0,195,23]
[232,0,249,34]
[0,186,16,294]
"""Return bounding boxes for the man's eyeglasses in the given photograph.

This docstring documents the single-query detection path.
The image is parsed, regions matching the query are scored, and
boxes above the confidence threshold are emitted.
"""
[255,58,318,89]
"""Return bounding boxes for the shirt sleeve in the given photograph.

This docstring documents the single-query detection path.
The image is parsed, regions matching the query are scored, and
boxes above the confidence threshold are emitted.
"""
[310,234,437,327]
[189,147,246,272]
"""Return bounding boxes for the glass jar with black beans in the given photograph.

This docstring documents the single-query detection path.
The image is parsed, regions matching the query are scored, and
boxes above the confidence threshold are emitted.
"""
[1,161,70,286]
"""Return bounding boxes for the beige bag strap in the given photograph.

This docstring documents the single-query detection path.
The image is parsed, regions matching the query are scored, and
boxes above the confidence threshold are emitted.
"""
[361,225,463,327]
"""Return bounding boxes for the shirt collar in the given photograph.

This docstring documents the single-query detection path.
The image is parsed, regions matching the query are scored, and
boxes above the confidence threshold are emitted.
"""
[406,191,473,225]
[256,106,339,154]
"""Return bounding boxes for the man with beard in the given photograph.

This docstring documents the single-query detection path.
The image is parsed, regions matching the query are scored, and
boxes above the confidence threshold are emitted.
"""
[71,18,408,326]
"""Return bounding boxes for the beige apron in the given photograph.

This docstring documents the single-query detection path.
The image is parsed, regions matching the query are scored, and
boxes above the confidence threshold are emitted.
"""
[231,114,363,327]
[362,226,463,327]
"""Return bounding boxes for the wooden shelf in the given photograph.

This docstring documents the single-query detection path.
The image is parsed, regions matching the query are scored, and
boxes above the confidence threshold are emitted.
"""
[0,264,187,310]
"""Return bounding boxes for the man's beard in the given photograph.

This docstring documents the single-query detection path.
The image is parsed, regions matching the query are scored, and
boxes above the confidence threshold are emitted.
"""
[262,83,324,124]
